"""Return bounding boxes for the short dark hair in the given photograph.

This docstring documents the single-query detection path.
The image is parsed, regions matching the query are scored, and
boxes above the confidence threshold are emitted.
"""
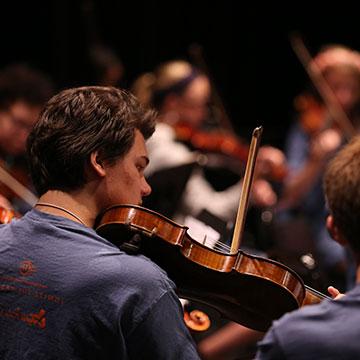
[0,63,54,109]
[27,86,156,196]
[323,136,360,251]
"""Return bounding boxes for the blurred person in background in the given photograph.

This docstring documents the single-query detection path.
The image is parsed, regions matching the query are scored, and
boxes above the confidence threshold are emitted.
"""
[132,60,284,228]
[275,45,360,293]
[0,63,54,213]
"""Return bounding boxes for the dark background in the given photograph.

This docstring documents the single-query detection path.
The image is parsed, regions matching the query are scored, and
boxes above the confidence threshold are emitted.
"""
[1,1,359,148]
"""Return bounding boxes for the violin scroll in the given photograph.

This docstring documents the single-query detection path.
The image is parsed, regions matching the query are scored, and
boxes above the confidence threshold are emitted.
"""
[184,309,211,332]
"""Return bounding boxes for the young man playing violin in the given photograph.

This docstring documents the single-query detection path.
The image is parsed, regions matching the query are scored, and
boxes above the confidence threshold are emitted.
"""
[0,86,200,359]
[256,135,360,359]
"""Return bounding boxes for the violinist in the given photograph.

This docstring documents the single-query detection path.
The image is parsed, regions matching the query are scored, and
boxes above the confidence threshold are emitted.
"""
[0,86,200,359]
[276,45,360,292]
[256,135,360,359]
[0,63,54,213]
[131,60,283,227]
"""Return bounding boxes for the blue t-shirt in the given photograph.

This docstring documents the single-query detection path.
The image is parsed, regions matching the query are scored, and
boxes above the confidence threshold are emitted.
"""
[255,284,360,359]
[0,209,199,359]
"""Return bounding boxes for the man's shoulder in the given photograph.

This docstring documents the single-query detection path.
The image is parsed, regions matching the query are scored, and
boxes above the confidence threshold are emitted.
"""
[274,299,333,330]
[258,294,360,359]
[269,296,357,345]
[103,252,174,291]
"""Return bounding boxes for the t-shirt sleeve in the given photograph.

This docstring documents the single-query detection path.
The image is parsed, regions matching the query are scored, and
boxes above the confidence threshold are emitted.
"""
[126,290,200,359]
[254,325,286,360]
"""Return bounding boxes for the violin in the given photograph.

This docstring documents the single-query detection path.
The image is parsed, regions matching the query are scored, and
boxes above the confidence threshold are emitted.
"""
[0,159,38,208]
[290,34,356,141]
[174,122,249,163]
[294,94,328,135]
[95,204,328,332]
[0,207,19,224]
[174,123,287,182]
[0,203,328,331]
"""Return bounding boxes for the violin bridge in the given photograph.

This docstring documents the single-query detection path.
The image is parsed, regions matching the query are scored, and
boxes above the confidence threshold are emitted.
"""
[202,235,207,245]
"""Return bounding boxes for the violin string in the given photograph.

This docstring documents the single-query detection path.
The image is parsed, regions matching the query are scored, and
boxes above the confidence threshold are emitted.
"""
[214,242,231,251]
[202,239,232,252]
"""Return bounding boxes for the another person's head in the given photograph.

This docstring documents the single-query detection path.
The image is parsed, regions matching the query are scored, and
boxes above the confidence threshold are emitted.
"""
[324,136,360,256]
[133,60,211,129]
[0,64,54,156]
[311,45,360,114]
[27,86,156,205]
[89,45,124,87]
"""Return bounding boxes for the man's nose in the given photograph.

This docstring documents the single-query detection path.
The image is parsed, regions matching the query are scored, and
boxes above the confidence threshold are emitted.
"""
[142,178,152,197]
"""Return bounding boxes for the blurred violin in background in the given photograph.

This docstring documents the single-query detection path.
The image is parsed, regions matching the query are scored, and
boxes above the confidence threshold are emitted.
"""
[294,94,328,135]
[0,206,20,224]
[186,44,288,183]
[0,160,38,210]
[174,122,249,163]
[174,122,288,183]
[290,34,357,141]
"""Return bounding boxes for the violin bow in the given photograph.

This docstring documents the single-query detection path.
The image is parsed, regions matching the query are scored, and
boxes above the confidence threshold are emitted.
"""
[230,126,263,253]
[188,43,235,134]
[0,164,38,207]
[290,33,356,141]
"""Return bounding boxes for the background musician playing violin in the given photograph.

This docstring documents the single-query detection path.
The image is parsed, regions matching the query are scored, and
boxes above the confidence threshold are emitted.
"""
[132,60,284,229]
[0,86,200,359]
[276,45,360,292]
[0,63,54,212]
[256,135,360,359]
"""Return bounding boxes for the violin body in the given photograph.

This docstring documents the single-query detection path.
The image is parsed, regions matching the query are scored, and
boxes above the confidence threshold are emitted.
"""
[174,122,249,163]
[96,205,307,332]
[174,123,287,182]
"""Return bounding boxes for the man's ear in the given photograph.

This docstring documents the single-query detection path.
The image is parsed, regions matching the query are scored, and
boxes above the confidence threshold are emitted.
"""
[326,214,348,246]
[89,151,106,177]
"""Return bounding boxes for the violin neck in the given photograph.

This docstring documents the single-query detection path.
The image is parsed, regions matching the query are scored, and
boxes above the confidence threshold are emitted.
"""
[303,285,331,306]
